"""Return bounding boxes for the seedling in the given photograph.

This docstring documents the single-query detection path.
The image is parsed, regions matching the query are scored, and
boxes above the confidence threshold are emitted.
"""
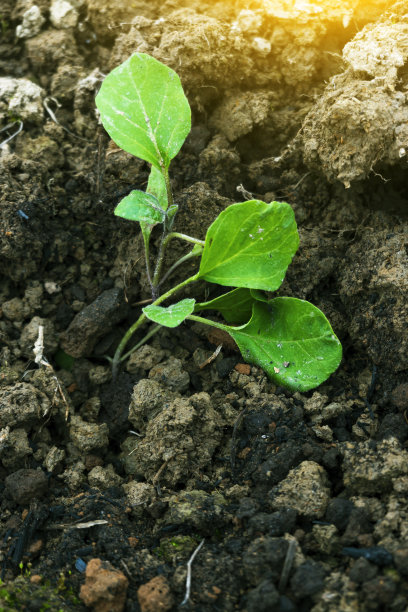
[96,53,342,391]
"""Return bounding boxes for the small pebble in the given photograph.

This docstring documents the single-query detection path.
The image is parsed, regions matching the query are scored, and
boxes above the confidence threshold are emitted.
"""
[137,576,174,612]
[235,363,251,375]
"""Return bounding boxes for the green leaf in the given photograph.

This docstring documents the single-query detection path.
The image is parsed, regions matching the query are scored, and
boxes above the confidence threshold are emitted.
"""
[95,53,191,170]
[198,200,299,291]
[250,289,270,303]
[166,204,178,223]
[222,298,342,392]
[114,190,165,225]
[140,222,152,249]
[147,165,168,210]
[143,298,196,328]
[195,288,254,324]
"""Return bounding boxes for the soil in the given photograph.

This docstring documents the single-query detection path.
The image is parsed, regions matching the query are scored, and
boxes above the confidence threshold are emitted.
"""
[1,0,408,611]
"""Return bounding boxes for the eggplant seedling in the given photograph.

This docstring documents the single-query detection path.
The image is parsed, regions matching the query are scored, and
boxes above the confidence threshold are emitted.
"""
[96,53,342,391]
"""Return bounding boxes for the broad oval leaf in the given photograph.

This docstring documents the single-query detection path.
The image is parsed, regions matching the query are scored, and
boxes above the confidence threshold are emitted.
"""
[96,53,191,170]
[223,297,342,392]
[195,288,254,324]
[143,298,195,328]
[147,165,168,210]
[115,190,165,225]
[198,200,299,291]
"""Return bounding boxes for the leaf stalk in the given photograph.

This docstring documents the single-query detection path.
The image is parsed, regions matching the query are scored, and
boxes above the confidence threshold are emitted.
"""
[111,272,199,377]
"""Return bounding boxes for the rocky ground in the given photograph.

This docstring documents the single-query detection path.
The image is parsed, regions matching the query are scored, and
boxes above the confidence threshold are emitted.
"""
[0,0,408,610]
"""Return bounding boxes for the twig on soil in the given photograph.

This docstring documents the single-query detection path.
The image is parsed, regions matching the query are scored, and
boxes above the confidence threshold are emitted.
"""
[236,183,253,200]
[276,172,310,198]
[152,459,170,484]
[132,298,153,307]
[43,97,88,142]
[34,324,70,420]
[180,539,205,606]
[279,538,297,592]
[120,559,132,580]
[128,430,143,456]
[371,167,390,183]
[0,121,23,149]
[199,344,222,369]
[47,519,108,530]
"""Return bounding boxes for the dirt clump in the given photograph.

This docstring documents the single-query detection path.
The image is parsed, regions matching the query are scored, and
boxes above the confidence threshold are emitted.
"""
[80,558,128,612]
[137,575,174,612]
[299,3,408,186]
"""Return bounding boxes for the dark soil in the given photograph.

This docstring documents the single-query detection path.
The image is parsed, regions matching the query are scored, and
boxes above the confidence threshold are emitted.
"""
[1,0,408,611]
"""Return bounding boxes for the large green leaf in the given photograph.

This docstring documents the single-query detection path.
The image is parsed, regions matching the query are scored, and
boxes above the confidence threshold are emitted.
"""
[147,165,168,210]
[198,200,299,291]
[114,190,165,225]
[222,298,342,391]
[143,299,195,328]
[195,288,254,324]
[95,53,191,170]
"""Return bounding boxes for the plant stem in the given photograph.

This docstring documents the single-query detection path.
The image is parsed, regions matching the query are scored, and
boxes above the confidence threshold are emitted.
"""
[151,225,167,298]
[151,232,204,294]
[163,167,174,210]
[163,232,205,249]
[187,314,230,332]
[112,311,146,378]
[120,323,161,362]
[142,230,154,294]
[111,272,200,377]
[150,168,175,295]
[158,248,202,288]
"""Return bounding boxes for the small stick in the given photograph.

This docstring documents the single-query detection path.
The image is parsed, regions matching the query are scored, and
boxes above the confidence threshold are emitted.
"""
[131,298,153,307]
[33,325,70,420]
[0,121,23,148]
[152,459,169,484]
[43,97,88,142]
[236,183,253,200]
[279,539,297,592]
[180,539,205,606]
[199,344,222,369]
[120,559,132,580]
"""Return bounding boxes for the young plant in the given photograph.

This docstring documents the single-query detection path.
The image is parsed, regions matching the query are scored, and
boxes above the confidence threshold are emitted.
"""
[96,53,342,391]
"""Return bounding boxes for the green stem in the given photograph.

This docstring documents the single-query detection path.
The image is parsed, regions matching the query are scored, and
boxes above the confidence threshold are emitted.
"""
[163,168,174,210]
[112,311,146,378]
[162,232,205,249]
[151,232,204,293]
[158,248,202,288]
[120,323,161,362]
[142,230,154,294]
[151,168,175,293]
[111,272,200,377]
[151,225,167,296]
[187,314,230,332]
[151,232,203,295]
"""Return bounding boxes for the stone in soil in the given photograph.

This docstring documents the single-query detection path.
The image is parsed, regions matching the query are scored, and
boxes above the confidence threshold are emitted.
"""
[126,390,223,486]
[269,460,331,518]
[341,437,408,494]
[61,288,128,358]
[137,575,174,612]
[5,468,48,505]
[79,558,128,612]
